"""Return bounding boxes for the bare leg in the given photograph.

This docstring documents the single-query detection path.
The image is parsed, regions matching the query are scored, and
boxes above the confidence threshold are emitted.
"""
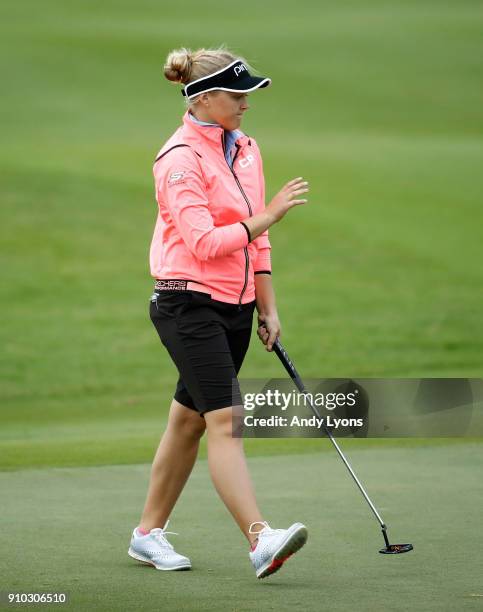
[138,399,206,532]
[204,406,264,546]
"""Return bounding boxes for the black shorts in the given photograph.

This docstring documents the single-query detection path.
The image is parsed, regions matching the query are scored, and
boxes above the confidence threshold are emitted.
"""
[149,290,256,416]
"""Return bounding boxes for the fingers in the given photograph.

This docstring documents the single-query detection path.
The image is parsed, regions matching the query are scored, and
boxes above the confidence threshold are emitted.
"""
[286,181,309,207]
[266,328,279,352]
[285,178,309,191]
[257,322,267,338]
[257,323,269,346]
[257,321,280,352]
[285,181,309,205]
[283,180,309,193]
[289,187,309,198]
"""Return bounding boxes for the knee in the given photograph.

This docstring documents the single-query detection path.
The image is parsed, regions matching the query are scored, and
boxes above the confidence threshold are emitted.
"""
[205,406,240,440]
[169,409,206,441]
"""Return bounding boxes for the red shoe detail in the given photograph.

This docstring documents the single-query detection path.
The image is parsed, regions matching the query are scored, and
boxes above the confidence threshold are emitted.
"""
[267,552,293,573]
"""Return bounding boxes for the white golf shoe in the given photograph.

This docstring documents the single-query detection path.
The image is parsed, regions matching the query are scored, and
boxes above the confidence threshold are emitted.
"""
[128,521,191,571]
[248,521,308,579]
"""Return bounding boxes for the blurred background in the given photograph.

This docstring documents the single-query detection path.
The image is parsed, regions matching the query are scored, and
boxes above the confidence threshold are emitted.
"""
[1,0,482,470]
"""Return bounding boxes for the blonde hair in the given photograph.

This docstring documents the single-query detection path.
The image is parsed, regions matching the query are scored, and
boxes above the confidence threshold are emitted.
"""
[163,45,254,106]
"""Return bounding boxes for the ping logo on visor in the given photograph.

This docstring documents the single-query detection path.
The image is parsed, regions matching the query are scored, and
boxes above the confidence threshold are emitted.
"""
[234,63,247,77]
[181,59,271,99]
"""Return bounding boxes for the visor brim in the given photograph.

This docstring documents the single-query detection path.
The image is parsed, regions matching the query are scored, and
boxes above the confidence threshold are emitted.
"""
[185,76,271,99]
[222,75,271,93]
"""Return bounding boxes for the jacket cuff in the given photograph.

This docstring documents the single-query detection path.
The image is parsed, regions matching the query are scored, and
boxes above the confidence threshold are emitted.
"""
[253,247,272,273]
[218,221,250,255]
[240,221,252,243]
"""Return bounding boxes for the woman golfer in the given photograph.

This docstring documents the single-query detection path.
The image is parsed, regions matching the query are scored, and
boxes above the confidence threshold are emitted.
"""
[128,46,310,579]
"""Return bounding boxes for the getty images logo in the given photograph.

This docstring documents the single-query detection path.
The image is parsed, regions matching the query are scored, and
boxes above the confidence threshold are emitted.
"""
[234,63,247,77]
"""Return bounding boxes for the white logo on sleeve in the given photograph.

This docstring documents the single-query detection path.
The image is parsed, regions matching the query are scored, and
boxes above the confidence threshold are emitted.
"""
[168,171,186,185]
[239,154,254,168]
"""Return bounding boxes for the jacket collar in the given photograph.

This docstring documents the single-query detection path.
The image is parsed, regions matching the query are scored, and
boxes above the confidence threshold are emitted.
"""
[181,110,250,147]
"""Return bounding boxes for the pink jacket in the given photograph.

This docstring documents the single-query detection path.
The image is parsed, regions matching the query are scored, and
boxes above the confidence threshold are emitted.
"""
[149,111,271,305]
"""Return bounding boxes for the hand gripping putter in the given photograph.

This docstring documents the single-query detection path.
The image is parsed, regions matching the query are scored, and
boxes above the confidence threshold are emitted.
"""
[272,337,413,555]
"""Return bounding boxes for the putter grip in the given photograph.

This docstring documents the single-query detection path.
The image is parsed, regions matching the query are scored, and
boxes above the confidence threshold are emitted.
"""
[273,338,306,394]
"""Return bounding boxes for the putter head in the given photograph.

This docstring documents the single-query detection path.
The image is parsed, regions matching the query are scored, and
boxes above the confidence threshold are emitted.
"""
[379,543,414,554]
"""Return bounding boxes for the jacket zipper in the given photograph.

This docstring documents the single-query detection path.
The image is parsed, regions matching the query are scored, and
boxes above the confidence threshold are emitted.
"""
[222,133,252,310]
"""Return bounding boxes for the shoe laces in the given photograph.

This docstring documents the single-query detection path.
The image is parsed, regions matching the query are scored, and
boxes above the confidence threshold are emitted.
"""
[248,521,285,538]
[149,520,179,550]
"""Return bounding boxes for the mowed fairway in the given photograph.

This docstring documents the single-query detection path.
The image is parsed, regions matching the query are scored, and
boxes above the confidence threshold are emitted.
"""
[2,446,483,611]
[1,0,482,610]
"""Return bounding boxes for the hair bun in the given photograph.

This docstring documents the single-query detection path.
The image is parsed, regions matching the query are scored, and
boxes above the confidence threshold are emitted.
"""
[164,48,194,84]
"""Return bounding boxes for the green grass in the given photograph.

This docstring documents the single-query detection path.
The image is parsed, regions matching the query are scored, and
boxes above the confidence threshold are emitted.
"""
[2,445,483,611]
[1,0,482,470]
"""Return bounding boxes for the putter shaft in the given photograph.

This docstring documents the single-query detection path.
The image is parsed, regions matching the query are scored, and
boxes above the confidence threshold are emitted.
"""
[272,338,386,530]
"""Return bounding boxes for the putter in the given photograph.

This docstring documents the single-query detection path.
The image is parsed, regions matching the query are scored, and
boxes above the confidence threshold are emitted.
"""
[268,335,413,555]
